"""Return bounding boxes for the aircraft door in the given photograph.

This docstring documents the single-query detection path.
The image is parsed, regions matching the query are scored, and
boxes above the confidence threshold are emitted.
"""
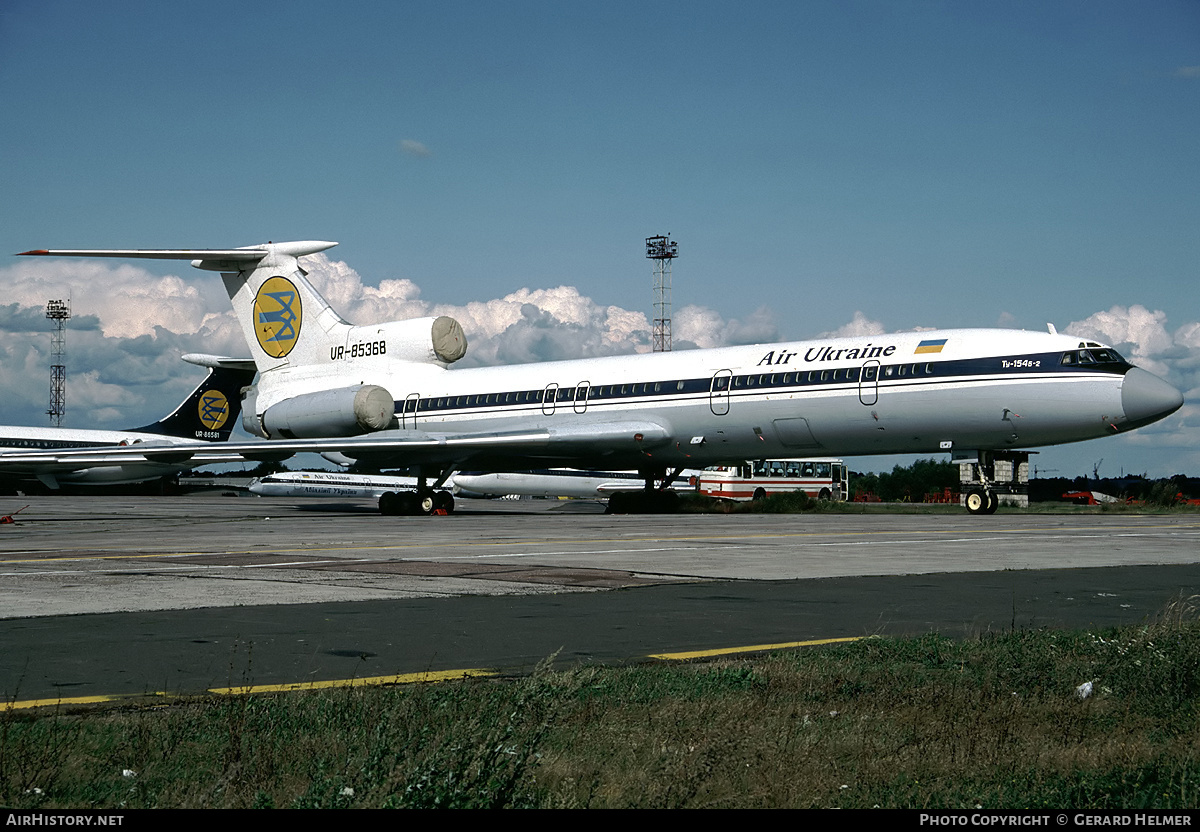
[574,382,590,414]
[710,370,732,416]
[542,383,558,416]
[859,361,879,406]
[402,392,420,428]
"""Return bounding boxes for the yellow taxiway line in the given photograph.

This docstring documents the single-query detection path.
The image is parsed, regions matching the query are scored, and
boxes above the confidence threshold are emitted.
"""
[649,636,862,660]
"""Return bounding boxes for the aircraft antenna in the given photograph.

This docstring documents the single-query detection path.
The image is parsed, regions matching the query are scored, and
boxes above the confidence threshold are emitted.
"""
[46,298,70,427]
[646,234,678,352]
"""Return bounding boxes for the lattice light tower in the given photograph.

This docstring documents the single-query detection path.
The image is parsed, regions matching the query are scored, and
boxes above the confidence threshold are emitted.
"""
[46,299,70,427]
[646,234,678,352]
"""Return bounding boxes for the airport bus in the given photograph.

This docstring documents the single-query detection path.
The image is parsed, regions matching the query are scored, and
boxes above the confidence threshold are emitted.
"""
[696,458,848,502]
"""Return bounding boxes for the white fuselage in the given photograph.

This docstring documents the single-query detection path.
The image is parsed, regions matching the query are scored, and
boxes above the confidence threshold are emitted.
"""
[249,328,1150,469]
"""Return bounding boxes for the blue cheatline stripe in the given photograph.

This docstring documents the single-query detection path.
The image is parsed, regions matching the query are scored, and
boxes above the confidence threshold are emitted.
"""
[389,351,1130,420]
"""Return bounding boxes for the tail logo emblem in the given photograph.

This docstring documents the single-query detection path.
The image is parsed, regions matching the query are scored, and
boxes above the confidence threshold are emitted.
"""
[253,276,303,358]
[198,390,230,431]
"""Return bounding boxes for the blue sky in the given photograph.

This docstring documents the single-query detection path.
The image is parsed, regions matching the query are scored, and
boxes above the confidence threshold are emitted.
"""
[1,0,1197,479]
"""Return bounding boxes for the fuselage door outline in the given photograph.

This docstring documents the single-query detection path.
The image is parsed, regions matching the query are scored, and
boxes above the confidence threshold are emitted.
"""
[403,392,420,428]
[859,360,880,406]
[710,370,732,416]
[574,382,590,414]
[542,383,558,416]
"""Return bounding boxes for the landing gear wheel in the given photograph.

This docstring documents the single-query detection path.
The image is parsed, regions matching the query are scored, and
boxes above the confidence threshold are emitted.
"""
[416,491,436,516]
[606,492,630,514]
[379,491,399,516]
[965,489,989,515]
[649,490,680,514]
[433,490,454,514]
[983,490,1000,514]
[396,492,419,516]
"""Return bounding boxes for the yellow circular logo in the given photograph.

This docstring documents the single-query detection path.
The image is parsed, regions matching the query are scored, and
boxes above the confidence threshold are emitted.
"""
[198,390,230,431]
[253,276,303,358]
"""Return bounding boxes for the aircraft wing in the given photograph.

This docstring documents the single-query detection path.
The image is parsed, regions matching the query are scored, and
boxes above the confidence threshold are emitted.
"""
[0,420,673,471]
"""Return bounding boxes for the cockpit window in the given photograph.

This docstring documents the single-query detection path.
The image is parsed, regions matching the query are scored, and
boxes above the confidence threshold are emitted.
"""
[1061,348,1125,366]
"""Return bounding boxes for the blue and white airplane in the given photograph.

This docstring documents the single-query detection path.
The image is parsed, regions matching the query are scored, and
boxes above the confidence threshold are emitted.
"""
[14,241,1183,514]
[0,364,255,489]
[249,470,424,500]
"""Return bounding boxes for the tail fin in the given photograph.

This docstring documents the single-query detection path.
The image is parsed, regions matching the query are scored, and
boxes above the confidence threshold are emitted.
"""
[197,242,352,373]
[128,366,257,441]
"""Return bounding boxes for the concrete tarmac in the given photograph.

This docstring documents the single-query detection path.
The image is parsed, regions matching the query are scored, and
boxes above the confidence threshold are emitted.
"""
[2,495,1199,703]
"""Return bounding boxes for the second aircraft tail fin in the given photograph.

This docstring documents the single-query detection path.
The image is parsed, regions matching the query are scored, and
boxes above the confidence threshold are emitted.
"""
[128,366,257,441]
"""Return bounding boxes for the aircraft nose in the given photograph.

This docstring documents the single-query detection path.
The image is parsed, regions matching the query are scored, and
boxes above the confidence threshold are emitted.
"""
[1121,367,1184,429]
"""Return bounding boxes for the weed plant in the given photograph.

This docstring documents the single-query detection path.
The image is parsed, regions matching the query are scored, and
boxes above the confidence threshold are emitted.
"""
[5,602,1200,808]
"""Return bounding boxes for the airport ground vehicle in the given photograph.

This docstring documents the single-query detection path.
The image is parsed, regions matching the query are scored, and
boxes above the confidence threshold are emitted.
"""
[696,458,848,502]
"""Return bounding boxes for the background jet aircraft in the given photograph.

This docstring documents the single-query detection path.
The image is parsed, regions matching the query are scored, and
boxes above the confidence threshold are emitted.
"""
[0,364,255,490]
[16,242,1184,514]
[249,469,426,499]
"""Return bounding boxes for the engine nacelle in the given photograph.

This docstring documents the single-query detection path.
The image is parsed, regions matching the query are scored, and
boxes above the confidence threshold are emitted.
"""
[253,385,395,439]
[344,315,467,365]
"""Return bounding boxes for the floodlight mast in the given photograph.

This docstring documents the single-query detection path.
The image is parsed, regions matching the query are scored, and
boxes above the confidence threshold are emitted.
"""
[645,234,678,352]
[46,298,70,426]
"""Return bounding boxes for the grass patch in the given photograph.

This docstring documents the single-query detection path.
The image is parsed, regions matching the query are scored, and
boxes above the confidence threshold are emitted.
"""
[7,602,1200,808]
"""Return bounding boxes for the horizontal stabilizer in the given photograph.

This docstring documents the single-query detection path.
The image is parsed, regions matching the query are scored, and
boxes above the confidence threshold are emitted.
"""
[182,353,259,373]
[18,241,337,262]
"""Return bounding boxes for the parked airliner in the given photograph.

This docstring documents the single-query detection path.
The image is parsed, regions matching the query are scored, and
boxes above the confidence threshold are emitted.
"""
[250,470,421,499]
[0,365,255,489]
[14,241,1184,514]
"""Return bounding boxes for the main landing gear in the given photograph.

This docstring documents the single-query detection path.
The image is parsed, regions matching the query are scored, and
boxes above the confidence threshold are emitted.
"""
[958,450,1031,515]
[963,487,999,515]
[378,489,455,516]
[605,467,684,514]
[378,467,455,516]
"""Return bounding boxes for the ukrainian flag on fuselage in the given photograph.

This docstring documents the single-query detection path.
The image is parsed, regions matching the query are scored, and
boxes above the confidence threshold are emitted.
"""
[914,338,947,354]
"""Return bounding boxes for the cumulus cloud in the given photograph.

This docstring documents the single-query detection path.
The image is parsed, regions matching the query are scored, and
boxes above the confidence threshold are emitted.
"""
[819,311,886,339]
[1064,305,1174,376]
[0,258,244,427]
[673,303,778,349]
[400,139,431,157]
